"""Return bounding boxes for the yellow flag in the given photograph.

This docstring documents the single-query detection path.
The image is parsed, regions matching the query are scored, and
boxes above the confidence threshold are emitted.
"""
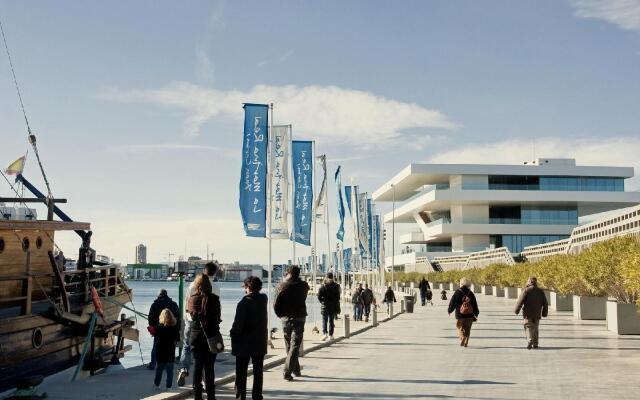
[4,155,26,176]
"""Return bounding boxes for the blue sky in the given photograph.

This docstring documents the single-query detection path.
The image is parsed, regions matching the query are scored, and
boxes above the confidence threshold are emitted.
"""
[1,0,639,264]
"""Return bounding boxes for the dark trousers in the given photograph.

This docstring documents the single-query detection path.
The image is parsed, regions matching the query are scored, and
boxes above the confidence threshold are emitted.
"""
[192,349,217,400]
[154,362,174,388]
[235,355,264,400]
[420,291,427,305]
[363,304,372,318]
[322,313,335,336]
[149,337,158,368]
[353,304,363,321]
[282,317,305,377]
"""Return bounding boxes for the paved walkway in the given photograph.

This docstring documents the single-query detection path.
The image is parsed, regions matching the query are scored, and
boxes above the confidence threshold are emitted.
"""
[207,293,640,400]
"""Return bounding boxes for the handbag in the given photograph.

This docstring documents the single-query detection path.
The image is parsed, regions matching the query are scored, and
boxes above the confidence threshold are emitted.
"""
[206,331,225,354]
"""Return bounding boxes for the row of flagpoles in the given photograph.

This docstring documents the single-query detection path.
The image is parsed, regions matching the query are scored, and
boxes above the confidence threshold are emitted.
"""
[238,103,386,328]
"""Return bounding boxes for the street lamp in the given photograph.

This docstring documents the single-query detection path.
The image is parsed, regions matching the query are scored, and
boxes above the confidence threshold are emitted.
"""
[391,183,395,290]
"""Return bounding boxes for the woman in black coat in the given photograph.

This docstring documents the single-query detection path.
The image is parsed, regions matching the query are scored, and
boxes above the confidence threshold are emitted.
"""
[188,274,222,400]
[231,276,268,400]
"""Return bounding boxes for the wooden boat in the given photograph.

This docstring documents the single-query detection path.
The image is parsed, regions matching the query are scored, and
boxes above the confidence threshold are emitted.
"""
[0,197,138,393]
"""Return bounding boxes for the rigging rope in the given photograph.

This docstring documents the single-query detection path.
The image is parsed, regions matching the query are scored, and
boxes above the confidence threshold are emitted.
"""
[0,16,54,199]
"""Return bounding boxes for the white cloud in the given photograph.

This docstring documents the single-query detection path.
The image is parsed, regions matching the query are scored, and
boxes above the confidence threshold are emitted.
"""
[258,49,295,68]
[427,136,640,189]
[98,82,458,144]
[195,48,215,84]
[569,0,640,31]
[106,143,230,155]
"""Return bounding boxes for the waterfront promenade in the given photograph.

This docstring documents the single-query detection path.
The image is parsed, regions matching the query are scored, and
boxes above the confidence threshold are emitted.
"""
[199,293,640,400]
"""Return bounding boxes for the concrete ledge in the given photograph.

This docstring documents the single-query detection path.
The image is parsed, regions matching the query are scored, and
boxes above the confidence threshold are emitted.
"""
[492,286,505,297]
[607,301,640,335]
[155,310,406,400]
[551,292,573,311]
[481,285,493,296]
[504,287,518,299]
[573,295,606,320]
[471,284,481,294]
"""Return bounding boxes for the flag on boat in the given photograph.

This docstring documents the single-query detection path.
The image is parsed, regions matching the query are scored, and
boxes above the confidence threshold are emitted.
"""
[335,166,345,242]
[239,103,269,238]
[269,125,290,239]
[292,140,314,246]
[4,155,26,176]
[313,154,327,222]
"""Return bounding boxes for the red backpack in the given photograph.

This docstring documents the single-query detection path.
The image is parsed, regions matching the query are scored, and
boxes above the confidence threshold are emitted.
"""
[459,292,474,315]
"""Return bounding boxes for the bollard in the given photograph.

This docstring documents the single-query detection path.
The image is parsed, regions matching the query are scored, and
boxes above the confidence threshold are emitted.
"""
[344,314,351,338]
[400,299,406,313]
[388,302,393,318]
[372,307,378,326]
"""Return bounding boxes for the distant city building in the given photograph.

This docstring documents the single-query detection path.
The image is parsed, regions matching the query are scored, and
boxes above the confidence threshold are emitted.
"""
[374,158,640,272]
[221,262,263,281]
[135,244,147,264]
[127,263,167,279]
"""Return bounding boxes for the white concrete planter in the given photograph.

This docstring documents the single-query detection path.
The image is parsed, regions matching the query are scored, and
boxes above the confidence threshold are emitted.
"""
[449,282,460,291]
[471,284,481,293]
[543,290,551,305]
[492,286,505,297]
[607,301,640,335]
[481,285,493,295]
[551,292,573,311]
[504,287,518,299]
[572,295,607,320]
[517,287,524,298]
[431,282,440,290]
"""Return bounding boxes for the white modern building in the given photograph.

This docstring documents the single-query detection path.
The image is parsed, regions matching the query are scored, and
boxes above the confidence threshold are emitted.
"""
[373,158,640,271]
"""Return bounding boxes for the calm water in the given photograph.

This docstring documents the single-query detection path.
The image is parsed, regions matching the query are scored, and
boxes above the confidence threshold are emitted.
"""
[121,280,322,368]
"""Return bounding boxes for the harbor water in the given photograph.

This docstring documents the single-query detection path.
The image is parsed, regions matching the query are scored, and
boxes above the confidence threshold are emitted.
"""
[121,280,322,368]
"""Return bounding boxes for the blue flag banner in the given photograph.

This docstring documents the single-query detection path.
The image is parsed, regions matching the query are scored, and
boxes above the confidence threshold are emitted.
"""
[292,140,314,246]
[239,103,269,237]
[375,215,382,267]
[344,185,353,215]
[367,198,373,262]
[335,166,345,242]
[343,248,352,272]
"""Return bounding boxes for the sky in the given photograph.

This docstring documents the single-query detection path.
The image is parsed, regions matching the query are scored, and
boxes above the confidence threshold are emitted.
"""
[1,0,639,265]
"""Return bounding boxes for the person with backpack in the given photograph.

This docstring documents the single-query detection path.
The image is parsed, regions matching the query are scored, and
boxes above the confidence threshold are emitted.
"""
[188,274,221,400]
[317,272,341,341]
[361,284,374,322]
[351,283,364,322]
[515,276,549,349]
[383,286,396,314]
[418,278,431,306]
[447,278,479,347]
[274,266,309,381]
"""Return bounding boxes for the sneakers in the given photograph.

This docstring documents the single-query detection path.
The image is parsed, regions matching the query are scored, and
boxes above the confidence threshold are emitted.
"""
[329,335,334,341]
[527,342,533,350]
[283,374,294,381]
[153,385,161,391]
[321,334,328,341]
[177,368,188,386]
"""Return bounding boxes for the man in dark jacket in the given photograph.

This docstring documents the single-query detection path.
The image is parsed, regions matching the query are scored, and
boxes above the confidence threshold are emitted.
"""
[318,272,341,340]
[148,289,180,369]
[231,276,267,400]
[515,276,548,349]
[447,278,479,347]
[351,283,364,321]
[419,278,431,306]
[274,266,309,381]
[361,284,374,322]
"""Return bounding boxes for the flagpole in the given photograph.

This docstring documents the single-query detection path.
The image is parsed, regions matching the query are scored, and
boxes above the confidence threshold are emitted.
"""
[325,165,332,275]
[267,103,274,347]
[290,125,296,267]
[312,141,317,294]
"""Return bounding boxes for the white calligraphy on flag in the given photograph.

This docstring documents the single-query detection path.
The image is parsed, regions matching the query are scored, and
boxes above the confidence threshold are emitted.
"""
[269,125,290,239]
[313,154,327,222]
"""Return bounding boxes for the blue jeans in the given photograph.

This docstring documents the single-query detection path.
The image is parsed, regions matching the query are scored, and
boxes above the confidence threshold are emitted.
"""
[353,304,363,321]
[180,320,193,371]
[322,313,335,336]
[154,362,174,388]
[149,337,158,368]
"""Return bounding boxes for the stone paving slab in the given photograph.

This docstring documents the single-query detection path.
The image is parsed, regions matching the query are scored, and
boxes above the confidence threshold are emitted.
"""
[206,293,640,400]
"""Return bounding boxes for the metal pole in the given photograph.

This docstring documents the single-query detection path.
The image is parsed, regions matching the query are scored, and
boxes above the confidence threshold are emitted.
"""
[290,125,296,267]
[391,184,395,292]
[267,103,274,342]
[312,141,317,294]
[325,171,332,274]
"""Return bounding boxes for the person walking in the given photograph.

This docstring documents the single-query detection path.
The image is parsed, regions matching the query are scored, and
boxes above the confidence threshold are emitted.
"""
[177,262,220,386]
[153,309,180,390]
[418,278,431,306]
[147,289,180,370]
[231,276,267,400]
[515,276,549,350]
[383,286,397,314]
[188,274,222,400]
[361,284,374,322]
[351,283,364,322]
[447,278,479,347]
[317,272,341,341]
[274,266,309,381]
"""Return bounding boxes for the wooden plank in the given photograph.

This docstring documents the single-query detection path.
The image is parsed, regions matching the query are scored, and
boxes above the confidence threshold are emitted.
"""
[0,198,67,203]
[0,220,90,231]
